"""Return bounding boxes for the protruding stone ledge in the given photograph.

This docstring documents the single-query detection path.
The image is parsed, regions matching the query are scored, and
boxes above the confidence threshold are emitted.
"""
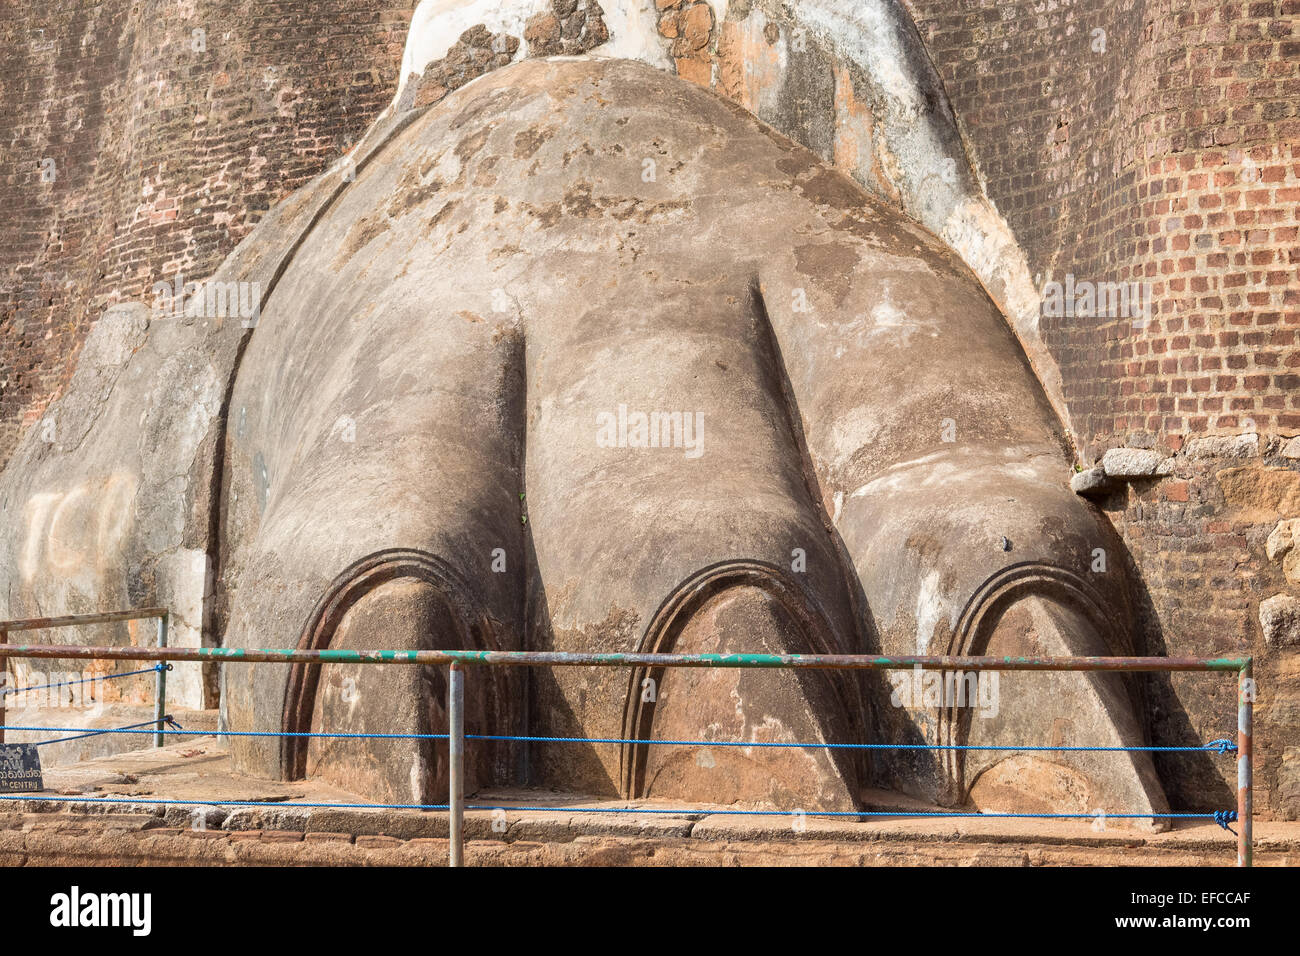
[1070,447,1175,498]
[1099,447,1174,479]
[1072,434,1296,500]
[1069,466,1110,496]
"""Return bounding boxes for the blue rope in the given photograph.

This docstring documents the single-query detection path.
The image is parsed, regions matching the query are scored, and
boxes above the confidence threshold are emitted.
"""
[1203,738,1237,755]
[0,724,1240,753]
[0,793,1238,823]
[1,664,169,698]
[29,716,181,747]
[461,733,1240,754]
[456,807,1229,821]
[1214,810,1238,834]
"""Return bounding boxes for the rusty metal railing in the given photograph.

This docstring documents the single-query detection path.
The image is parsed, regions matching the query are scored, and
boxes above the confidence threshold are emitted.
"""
[0,642,1254,866]
[0,609,169,748]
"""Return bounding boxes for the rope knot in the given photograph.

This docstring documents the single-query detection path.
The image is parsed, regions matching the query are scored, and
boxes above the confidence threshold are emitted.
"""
[1204,738,1237,755]
[1214,809,1238,834]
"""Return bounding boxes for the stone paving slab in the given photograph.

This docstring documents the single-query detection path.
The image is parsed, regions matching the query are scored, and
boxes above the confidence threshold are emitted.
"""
[1,738,1293,866]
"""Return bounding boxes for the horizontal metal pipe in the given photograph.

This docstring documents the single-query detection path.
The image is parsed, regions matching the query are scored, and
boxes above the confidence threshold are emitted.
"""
[0,608,168,632]
[0,644,1250,672]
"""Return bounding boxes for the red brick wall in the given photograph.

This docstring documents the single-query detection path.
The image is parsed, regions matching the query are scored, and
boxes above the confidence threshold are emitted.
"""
[902,0,1298,454]
[903,0,1300,817]
[0,0,414,461]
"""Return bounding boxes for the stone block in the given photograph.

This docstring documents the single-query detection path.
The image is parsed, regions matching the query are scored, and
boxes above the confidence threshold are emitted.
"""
[1070,466,1113,496]
[1100,447,1166,478]
[1185,433,1260,459]
[1261,593,1300,647]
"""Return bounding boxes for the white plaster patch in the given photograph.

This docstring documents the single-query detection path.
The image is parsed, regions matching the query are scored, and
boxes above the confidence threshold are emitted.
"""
[79,304,149,368]
[160,548,208,710]
[824,403,883,468]
[411,760,424,802]
[850,451,1057,499]
[861,296,940,347]
[592,0,673,68]
[390,0,671,112]
[914,569,950,655]
[798,0,923,113]
[19,473,137,598]
[941,197,1040,327]
[814,268,944,355]
[391,0,548,109]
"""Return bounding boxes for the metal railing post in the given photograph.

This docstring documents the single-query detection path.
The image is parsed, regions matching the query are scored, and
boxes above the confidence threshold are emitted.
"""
[448,661,465,867]
[0,627,7,745]
[154,613,168,748]
[1238,660,1253,868]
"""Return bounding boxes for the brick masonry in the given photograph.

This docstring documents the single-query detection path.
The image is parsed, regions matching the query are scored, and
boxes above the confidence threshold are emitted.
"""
[0,0,413,460]
[902,0,1298,449]
[898,0,1300,818]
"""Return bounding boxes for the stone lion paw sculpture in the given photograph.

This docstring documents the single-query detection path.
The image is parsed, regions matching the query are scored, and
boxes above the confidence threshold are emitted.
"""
[0,57,1167,823]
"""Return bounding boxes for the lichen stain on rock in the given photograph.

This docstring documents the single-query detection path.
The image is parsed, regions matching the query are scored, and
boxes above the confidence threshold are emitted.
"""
[454,124,495,165]
[520,201,563,229]
[386,177,445,218]
[522,181,690,228]
[561,143,596,167]
[336,213,391,266]
[418,199,460,239]
[472,155,500,187]
[793,241,859,308]
[513,125,555,160]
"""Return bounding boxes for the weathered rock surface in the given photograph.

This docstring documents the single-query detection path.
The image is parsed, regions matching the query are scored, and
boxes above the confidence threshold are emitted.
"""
[0,57,1167,822]
[1261,594,1300,648]
[218,58,1164,819]
[1266,519,1300,585]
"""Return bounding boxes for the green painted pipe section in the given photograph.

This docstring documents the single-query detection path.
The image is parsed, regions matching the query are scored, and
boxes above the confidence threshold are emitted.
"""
[0,643,1252,672]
